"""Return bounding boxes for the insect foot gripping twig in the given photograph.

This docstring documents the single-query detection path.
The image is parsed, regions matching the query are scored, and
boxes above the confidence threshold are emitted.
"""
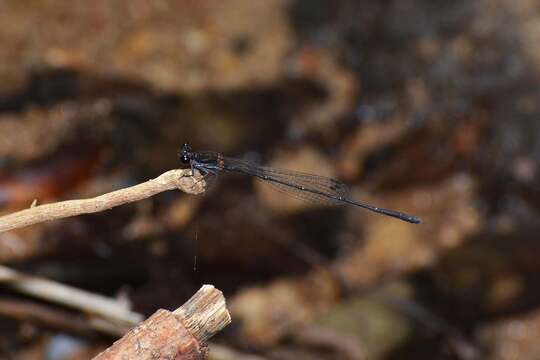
[93,285,231,360]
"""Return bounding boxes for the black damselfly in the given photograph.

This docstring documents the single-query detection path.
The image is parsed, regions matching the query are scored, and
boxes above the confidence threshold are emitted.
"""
[179,144,420,224]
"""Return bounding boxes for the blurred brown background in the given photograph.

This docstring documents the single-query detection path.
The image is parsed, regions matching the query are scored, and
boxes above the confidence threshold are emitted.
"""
[0,1,539,359]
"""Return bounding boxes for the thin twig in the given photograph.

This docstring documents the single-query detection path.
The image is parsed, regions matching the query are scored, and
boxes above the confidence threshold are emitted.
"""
[0,297,131,336]
[0,169,204,233]
[0,265,143,324]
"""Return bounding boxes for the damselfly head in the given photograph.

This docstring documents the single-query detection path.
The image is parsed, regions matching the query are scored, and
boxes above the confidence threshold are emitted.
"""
[179,143,192,164]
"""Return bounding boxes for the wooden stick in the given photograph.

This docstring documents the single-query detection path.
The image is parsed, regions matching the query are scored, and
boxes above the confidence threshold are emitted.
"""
[0,265,143,324]
[0,169,204,233]
[93,285,231,360]
[0,297,131,337]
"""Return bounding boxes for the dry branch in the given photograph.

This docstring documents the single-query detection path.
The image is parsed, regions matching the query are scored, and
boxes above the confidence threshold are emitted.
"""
[0,297,131,336]
[0,169,204,233]
[94,285,231,360]
[0,264,142,324]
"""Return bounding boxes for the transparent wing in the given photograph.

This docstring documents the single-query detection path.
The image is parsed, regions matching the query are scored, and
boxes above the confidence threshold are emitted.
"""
[223,157,421,223]
[258,178,345,206]
[224,157,351,206]
[258,165,350,199]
